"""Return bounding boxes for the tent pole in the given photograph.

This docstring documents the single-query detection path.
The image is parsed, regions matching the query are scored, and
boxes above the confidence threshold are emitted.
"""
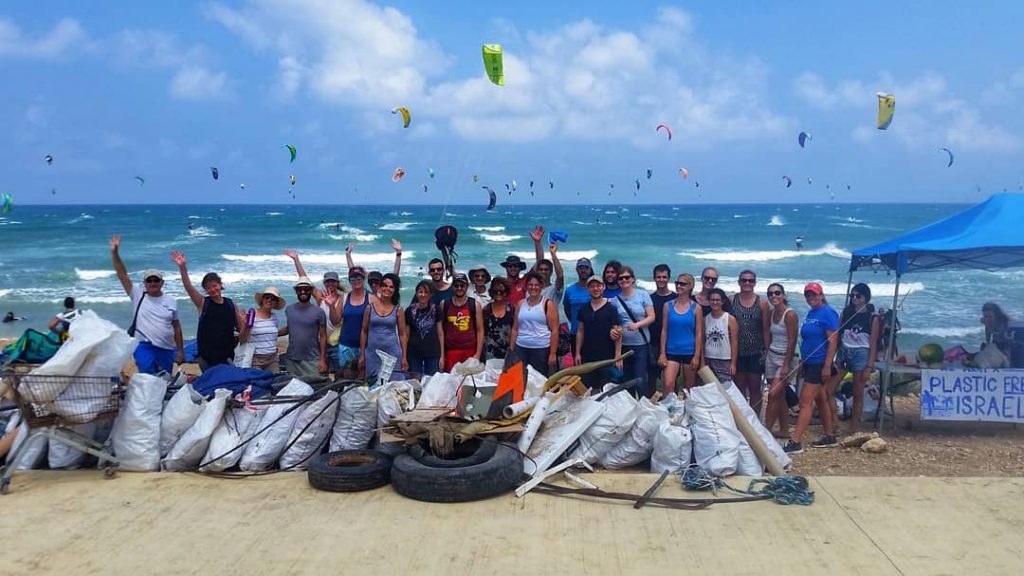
[877,274,901,429]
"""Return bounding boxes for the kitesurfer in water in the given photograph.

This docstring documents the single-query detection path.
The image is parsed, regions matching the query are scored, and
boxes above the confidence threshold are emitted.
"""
[795,236,804,251]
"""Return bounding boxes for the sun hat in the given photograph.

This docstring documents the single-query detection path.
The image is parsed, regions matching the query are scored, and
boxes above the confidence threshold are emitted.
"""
[294,276,314,289]
[467,264,491,283]
[323,271,340,282]
[499,255,526,269]
[585,275,603,286]
[142,269,163,281]
[349,266,367,278]
[255,286,286,309]
[452,273,470,286]
[803,282,824,295]
[576,258,593,270]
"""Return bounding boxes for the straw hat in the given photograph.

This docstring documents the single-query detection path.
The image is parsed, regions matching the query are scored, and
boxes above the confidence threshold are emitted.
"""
[255,286,286,309]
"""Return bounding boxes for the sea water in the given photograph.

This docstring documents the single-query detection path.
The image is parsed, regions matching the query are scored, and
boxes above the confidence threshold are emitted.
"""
[1,203,1020,354]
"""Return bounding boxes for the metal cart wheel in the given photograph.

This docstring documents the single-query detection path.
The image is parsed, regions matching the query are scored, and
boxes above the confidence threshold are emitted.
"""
[103,466,117,479]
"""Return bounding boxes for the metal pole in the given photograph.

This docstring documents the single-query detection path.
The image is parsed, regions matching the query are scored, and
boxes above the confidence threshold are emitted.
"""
[877,274,901,429]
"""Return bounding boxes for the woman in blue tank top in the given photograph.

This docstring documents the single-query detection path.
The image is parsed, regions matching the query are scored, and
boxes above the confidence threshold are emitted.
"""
[659,273,704,395]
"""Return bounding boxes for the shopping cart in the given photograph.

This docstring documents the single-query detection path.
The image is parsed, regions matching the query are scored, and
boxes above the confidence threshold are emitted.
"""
[0,371,123,494]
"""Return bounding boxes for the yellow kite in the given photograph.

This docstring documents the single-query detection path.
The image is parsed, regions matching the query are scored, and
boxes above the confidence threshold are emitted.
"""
[482,44,504,86]
[391,106,411,128]
[876,92,895,130]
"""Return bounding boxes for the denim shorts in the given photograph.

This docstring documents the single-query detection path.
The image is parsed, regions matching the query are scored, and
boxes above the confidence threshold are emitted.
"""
[836,346,869,372]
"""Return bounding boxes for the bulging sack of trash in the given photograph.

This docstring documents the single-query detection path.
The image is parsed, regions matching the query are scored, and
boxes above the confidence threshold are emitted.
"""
[601,397,670,469]
[569,385,641,464]
[159,383,206,457]
[200,406,265,473]
[330,386,378,451]
[722,380,790,472]
[50,377,117,424]
[279,391,339,470]
[162,389,230,472]
[452,356,485,377]
[419,372,460,408]
[650,416,693,474]
[484,358,504,383]
[377,380,417,427]
[47,422,100,469]
[239,379,314,472]
[524,364,546,400]
[4,412,47,470]
[110,373,170,472]
[687,383,742,477]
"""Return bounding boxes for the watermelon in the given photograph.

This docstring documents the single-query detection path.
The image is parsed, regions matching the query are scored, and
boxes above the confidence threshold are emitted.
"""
[917,343,944,364]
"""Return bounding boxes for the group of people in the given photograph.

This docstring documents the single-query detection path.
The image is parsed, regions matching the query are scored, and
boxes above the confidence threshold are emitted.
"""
[104,227,953,457]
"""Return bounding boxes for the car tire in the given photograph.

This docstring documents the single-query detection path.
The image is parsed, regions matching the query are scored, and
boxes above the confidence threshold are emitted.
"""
[391,442,523,503]
[407,435,498,468]
[308,449,391,492]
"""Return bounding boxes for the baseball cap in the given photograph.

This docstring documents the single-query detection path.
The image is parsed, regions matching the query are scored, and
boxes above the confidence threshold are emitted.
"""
[294,276,314,289]
[323,271,340,282]
[803,282,824,295]
[367,271,383,283]
[585,275,603,286]
[452,273,470,285]
[576,258,593,270]
[142,269,163,281]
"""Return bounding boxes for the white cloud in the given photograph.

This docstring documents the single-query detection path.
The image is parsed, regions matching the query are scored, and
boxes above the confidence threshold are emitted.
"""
[171,65,229,101]
[114,29,230,101]
[0,17,88,59]
[796,71,1018,152]
[212,1,788,145]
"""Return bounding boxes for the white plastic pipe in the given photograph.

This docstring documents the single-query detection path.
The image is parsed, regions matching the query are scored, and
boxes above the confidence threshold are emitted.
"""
[516,395,552,453]
[502,397,540,419]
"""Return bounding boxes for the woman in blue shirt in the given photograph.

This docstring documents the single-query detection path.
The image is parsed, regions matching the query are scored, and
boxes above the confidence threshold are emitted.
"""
[784,282,839,454]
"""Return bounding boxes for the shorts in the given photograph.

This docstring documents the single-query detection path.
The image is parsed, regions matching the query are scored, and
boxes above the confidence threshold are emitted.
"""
[801,362,834,385]
[251,353,279,373]
[736,353,764,375]
[337,345,360,370]
[285,357,321,381]
[706,357,732,383]
[836,345,869,372]
[765,349,789,380]
[134,341,175,375]
[666,354,694,365]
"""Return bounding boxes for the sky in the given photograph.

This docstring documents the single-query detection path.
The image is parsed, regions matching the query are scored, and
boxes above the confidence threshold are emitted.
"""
[3,0,1024,205]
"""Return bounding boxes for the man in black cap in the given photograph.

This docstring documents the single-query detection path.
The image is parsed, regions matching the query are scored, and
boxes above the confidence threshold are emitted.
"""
[498,254,528,305]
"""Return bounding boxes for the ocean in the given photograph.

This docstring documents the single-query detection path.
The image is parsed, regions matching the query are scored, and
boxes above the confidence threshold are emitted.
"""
[1,203,1019,354]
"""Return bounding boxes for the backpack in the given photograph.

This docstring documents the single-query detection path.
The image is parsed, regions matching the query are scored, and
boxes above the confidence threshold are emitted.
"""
[434,225,459,277]
[1,329,62,365]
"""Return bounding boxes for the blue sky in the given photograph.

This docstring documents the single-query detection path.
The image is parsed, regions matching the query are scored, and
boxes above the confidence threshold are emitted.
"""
[3,1,1023,205]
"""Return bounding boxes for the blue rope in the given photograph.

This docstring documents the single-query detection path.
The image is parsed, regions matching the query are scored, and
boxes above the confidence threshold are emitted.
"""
[681,464,815,505]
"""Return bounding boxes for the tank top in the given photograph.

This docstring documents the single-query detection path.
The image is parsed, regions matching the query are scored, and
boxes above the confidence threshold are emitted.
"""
[704,313,732,360]
[340,292,368,348]
[769,308,792,354]
[197,297,236,365]
[840,304,875,349]
[731,294,765,357]
[665,300,696,356]
[516,297,551,349]
[249,314,279,355]
[442,298,477,351]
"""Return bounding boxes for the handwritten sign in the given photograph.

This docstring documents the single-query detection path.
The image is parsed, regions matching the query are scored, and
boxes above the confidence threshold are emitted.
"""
[921,369,1024,423]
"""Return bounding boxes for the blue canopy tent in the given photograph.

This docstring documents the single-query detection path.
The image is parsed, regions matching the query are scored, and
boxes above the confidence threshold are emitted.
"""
[848,193,1024,426]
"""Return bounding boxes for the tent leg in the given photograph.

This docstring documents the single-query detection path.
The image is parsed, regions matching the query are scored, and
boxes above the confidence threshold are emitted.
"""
[877,275,901,430]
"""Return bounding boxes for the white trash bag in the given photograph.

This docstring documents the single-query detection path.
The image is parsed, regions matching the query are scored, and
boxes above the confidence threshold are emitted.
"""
[279,391,339,470]
[47,422,100,469]
[687,382,742,477]
[418,372,460,409]
[200,406,266,473]
[239,379,313,472]
[650,415,693,474]
[722,380,790,472]
[377,380,416,427]
[159,383,206,457]
[602,397,670,469]
[570,385,641,464]
[330,386,378,451]
[4,412,47,470]
[162,389,230,472]
[110,373,170,472]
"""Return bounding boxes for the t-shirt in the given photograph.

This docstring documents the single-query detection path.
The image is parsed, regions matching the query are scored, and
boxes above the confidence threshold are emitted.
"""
[129,286,179,350]
[577,300,620,361]
[285,302,326,361]
[613,290,653,347]
[405,303,441,359]
[800,305,839,364]
[430,285,453,306]
[563,283,591,335]
[507,276,527,306]
[649,292,675,354]
[840,304,875,349]
[483,303,513,360]
[53,308,81,335]
[603,286,622,299]
[541,284,564,321]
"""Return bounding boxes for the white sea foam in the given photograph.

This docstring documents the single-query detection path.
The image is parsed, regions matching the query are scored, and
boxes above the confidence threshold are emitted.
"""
[265,212,283,216]
[221,252,410,265]
[329,234,379,242]
[678,242,850,263]
[75,268,115,280]
[902,326,983,339]
[603,211,618,215]
[767,215,785,226]
[444,212,458,217]
[836,222,874,229]
[188,226,219,238]
[572,221,593,226]
[67,213,94,224]
[379,222,415,231]
[481,234,522,242]
[72,295,132,304]
[511,250,598,262]
[470,226,505,232]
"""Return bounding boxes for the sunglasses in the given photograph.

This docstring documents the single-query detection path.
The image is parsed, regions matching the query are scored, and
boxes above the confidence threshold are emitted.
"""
[767,290,784,297]
[703,276,718,283]
[145,278,163,284]
[617,275,634,281]
[262,294,279,300]
[428,267,443,273]
[739,278,756,284]
[675,281,691,287]
[296,287,312,293]
[804,291,820,297]
[851,293,865,299]
[349,275,365,281]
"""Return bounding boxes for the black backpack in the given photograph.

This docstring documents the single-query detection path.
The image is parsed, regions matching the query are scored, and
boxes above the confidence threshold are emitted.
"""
[434,225,459,277]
